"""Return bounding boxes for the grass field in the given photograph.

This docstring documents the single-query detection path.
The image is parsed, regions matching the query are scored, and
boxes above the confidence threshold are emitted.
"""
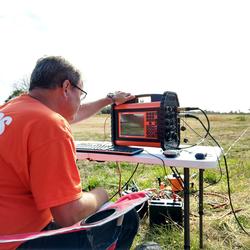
[71,114,250,250]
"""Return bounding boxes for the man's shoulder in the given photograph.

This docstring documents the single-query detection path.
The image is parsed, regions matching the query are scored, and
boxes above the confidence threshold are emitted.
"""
[18,94,69,128]
[5,95,71,137]
[29,109,71,137]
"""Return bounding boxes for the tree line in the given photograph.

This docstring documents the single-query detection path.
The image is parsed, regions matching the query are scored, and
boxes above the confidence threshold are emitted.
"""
[4,77,249,114]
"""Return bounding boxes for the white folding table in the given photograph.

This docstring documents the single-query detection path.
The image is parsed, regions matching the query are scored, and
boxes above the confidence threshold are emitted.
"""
[76,143,222,250]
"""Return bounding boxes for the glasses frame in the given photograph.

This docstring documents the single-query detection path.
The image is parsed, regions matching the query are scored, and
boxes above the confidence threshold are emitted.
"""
[70,82,87,101]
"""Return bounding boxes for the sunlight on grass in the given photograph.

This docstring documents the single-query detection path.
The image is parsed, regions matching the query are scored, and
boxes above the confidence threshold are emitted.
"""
[73,114,250,249]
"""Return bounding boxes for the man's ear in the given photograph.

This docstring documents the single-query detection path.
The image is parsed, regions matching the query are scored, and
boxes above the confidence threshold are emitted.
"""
[61,80,71,97]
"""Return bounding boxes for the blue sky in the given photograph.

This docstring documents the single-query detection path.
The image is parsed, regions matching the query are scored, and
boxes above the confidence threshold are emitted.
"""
[0,0,249,112]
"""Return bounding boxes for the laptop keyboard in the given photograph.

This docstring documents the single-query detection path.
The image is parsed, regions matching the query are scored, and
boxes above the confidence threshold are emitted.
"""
[76,143,144,155]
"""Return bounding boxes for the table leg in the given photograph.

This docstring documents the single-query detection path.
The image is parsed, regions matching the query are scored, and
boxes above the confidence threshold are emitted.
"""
[184,168,190,250]
[199,169,204,249]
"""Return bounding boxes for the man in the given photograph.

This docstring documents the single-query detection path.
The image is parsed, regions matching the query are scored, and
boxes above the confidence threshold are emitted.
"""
[0,56,139,249]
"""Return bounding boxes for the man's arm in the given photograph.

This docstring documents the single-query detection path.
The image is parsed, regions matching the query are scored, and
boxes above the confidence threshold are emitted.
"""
[71,92,135,124]
[50,187,109,227]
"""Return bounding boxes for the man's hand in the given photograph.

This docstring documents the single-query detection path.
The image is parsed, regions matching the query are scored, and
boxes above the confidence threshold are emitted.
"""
[72,91,135,123]
[108,91,135,105]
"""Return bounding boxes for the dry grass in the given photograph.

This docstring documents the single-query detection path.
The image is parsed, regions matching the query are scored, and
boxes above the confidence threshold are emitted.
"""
[73,115,111,141]
[72,114,250,249]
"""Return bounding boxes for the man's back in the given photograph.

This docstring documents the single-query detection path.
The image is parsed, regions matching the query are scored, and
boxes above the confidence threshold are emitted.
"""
[0,94,82,250]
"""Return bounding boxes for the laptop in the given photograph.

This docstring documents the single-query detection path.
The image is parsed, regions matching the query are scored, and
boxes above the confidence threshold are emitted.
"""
[76,92,179,156]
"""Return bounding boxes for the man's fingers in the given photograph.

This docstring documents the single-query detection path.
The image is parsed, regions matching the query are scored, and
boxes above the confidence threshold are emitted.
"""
[126,95,135,100]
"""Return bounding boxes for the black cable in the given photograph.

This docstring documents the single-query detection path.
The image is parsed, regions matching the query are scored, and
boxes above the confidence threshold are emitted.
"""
[169,166,184,189]
[189,157,222,195]
[143,150,167,176]
[180,108,211,140]
[191,115,223,187]
[223,154,249,235]
[202,157,222,190]
[108,162,140,202]
[181,118,204,139]
[144,150,184,192]
[190,114,249,235]
[180,118,223,190]
[198,108,210,139]
[180,116,209,146]
[164,108,210,150]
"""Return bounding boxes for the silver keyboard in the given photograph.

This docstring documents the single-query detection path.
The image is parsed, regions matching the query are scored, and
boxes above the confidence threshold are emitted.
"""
[76,143,144,155]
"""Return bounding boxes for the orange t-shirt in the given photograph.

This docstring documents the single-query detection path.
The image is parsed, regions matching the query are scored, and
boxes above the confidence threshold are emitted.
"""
[0,94,82,250]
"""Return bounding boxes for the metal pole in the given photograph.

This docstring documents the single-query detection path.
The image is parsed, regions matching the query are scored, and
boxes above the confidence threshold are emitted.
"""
[199,169,204,249]
[184,168,190,250]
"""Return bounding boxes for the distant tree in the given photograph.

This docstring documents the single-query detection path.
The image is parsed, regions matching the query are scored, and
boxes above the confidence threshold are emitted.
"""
[100,106,111,114]
[5,76,30,103]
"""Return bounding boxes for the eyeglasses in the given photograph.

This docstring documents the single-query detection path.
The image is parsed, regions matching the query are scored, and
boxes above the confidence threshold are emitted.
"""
[70,82,87,101]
